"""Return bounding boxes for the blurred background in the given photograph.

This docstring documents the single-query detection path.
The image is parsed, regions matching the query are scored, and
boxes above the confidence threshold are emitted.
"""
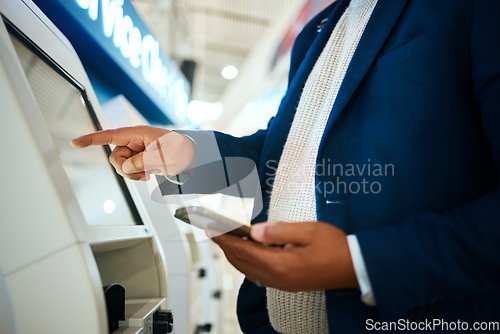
[132,0,332,135]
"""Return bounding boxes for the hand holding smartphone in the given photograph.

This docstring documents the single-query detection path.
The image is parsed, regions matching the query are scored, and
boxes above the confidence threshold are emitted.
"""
[174,206,252,239]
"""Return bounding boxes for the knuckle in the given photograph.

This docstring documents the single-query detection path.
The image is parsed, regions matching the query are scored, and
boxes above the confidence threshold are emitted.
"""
[99,130,113,145]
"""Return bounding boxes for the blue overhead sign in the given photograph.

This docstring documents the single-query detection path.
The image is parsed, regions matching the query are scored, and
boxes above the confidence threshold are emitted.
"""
[33,0,189,125]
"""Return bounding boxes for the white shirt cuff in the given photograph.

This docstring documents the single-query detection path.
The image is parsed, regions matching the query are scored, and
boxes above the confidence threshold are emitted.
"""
[346,234,377,306]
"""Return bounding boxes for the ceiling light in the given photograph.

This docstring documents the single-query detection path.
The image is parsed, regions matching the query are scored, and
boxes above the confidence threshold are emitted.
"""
[187,100,224,124]
[221,65,238,80]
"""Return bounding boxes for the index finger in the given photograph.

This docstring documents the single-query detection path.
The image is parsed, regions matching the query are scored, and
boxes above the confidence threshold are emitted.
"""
[71,128,136,148]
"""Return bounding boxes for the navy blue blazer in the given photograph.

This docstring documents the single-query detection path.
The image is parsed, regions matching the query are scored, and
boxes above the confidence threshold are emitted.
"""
[165,0,500,332]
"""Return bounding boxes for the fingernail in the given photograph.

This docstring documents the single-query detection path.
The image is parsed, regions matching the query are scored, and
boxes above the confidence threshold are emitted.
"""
[122,160,133,173]
[70,139,80,148]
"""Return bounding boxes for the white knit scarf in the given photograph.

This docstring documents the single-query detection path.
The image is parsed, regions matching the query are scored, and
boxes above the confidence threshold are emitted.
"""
[266,0,378,333]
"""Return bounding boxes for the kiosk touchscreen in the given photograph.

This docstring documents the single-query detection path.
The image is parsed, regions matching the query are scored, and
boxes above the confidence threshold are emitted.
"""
[7,21,141,228]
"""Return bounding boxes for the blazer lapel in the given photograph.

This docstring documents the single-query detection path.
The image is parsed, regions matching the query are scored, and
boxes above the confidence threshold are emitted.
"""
[288,0,345,84]
[319,0,410,148]
[264,0,351,157]
[286,0,351,100]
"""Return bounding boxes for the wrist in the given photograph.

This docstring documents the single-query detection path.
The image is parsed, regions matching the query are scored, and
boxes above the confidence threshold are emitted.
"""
[166,132,197,175]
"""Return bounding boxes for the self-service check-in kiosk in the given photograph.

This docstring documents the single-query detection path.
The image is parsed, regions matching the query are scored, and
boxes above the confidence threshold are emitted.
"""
[102,97,233,334]
[0,1,172,332]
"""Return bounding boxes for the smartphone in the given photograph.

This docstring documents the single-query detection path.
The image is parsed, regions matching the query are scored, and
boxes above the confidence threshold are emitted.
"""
[174,206,252,239]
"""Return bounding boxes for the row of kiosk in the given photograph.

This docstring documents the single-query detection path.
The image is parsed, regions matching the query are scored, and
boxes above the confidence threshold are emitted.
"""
[0,1,236,333]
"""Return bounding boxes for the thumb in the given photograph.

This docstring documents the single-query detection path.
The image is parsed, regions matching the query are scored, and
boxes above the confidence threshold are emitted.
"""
[122,152,145,174]
[250,222,315,245]
[122,149,177,175]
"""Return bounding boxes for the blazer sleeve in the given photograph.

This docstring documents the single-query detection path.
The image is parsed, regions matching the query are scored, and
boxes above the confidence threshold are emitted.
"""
[155,126,270,196]
[355,0,500,320]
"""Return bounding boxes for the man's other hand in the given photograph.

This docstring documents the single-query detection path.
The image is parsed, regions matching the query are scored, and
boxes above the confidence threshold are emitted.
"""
[209,221,359,292]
